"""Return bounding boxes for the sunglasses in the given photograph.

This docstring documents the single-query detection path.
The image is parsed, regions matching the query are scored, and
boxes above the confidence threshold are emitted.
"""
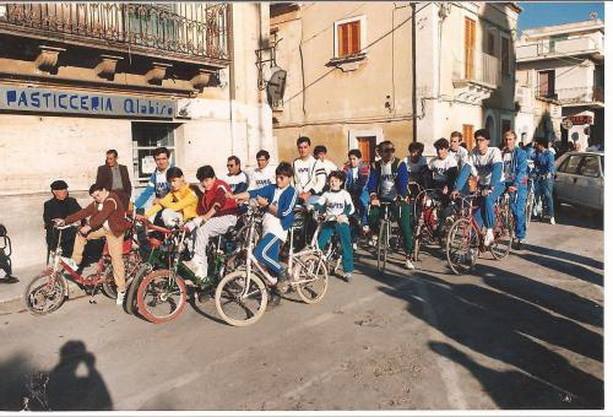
[227,164,235,168]
[382,148,395,153]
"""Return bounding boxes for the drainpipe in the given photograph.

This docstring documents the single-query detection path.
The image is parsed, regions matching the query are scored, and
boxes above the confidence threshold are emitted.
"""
[411,2,417,143]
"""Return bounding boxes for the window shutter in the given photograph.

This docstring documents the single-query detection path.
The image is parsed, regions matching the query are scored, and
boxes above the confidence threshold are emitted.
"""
[351,20,360,54]
[464,18,475,80]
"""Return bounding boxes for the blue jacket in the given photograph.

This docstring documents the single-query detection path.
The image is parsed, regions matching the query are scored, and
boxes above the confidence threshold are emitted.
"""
[248,184,298,230]
[534,149,556,177]
[135,167,172,209]
[504,147,529,188]
[367,158,410,199]
[343,162,370,208]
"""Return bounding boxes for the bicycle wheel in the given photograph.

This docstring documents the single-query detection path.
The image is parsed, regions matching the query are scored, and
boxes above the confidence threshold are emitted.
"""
[525,193,534,232]
[413,223,423,261]
[446,218,479,275]
[136,269,188,324]
[215,269,268,327]
[377,223,389,272]
[491,210,513,260]
[125,263,153,315]
[294,254,329,304]
[101,252,142,299]
[24,271,67,315]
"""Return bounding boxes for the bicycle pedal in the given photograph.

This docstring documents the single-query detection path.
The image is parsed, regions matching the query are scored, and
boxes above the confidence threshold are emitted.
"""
[88,299,97,304]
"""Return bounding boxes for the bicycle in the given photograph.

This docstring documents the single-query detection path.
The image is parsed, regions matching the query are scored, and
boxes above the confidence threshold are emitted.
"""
[214,203,329,327]
[412,188,448,261]
[24,223,142,315]
[445,190,514,275]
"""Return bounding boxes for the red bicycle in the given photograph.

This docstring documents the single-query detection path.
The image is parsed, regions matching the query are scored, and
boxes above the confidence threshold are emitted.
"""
[24,222,142,315]
[412,188,457,261]
[445,191,513,275]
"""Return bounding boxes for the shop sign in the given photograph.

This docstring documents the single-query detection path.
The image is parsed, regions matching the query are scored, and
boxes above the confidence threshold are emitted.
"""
[0,86,176,119]
[569,115,593,125]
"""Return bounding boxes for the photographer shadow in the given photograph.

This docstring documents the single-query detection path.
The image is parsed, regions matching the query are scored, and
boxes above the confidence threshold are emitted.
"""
[46,340,113,411]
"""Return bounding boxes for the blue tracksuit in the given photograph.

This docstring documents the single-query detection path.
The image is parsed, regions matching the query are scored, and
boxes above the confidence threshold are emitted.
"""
[249,184,297,276]
[534,149,556,218]
[503,146,528,239]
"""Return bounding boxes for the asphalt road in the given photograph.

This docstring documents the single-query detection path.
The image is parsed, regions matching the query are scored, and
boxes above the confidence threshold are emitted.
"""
[0,206,604,411]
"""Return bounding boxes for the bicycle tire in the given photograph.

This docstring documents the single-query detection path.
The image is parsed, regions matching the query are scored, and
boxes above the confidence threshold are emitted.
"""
[377,222,389,272]
[101,252,143,300]
[294,254,329,304]
[125,263,153,315]
[24,271,67,315]
[215,269,268,327]
[136,269,188,324]
[413,223,422,262]
[446,218,479,275]
[491,209,513,261]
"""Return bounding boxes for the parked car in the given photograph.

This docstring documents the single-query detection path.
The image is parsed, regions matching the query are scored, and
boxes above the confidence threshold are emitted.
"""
[554,151,604,215]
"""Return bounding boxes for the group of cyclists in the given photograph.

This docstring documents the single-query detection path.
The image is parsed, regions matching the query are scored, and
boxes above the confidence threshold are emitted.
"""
[47,127,557,312]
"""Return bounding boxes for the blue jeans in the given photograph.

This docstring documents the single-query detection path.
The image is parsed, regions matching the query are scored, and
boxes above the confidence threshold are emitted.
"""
[254,233,282,276]
[507,184,528,240]
[535,177,555,218]
[473,183,506,229]
[318,222,354,273]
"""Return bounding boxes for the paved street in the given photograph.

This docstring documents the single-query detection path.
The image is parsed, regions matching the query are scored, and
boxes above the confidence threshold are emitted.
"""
[0,206,604,411]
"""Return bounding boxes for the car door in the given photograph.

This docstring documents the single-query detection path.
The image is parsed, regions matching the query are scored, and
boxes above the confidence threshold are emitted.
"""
[555,154,582,205]
[576,155,603,210]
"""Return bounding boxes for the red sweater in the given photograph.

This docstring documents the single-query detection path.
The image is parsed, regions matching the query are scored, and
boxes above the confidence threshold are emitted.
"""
[197,179,238,217]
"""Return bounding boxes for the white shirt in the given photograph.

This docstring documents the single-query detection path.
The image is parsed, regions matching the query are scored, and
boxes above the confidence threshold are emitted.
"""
[319,189,355,217]
[466,147,504,186]
[248,164,276,191]
[293,156,325,194]
[450,146,468,167]
[429,154,457,184]
[319,159,338,177]
[501,148,515,183]
[222,171,249,193]
[380,161,397,201]
[262,187,288,241]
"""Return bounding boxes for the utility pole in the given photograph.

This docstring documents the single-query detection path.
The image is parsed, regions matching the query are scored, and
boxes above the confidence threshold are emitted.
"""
[411,2,417,143]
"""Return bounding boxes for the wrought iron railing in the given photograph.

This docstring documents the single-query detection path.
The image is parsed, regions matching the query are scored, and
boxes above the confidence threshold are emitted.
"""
[0,3,229,65]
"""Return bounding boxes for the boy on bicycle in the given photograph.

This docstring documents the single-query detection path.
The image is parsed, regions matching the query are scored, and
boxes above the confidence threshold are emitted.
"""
[501,131,529,249]
[142,167,198,226]
[367,140,415,270]
[313,171,355,282]
[231,162,298,300]
[59,183,131,305]
[428,138,459,233]
[450,129,505,248]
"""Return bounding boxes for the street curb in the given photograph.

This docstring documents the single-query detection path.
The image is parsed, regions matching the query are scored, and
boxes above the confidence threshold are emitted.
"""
[0,279,86,315]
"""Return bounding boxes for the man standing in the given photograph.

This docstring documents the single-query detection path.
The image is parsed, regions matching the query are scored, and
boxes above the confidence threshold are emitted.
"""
[501,131,529,249]
[59,184,131,305]
[248,150,277,191]
[96,149,132,210]
[223,156,249,194]
[313,145,338,178]
[43,180,82,259]
[293,136,327,202]
[135,147,172,210]
[449,131,469,168]
[533,137,557,225]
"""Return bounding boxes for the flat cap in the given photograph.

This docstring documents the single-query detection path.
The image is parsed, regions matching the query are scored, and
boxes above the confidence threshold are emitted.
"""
[50,180,68,190]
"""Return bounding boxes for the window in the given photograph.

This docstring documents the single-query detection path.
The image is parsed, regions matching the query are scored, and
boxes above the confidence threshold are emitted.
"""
[336,19,361,58]
[463,124,474,150]
[538,70,555,98]
[560,155,582,174]
[501,36,511,76]
[132,122,178,186]
[464,18,476,80]
[486,29,497,56]
[578,156,601,177]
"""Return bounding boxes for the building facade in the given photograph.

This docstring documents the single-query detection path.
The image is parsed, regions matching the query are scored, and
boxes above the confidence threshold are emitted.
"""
[0,3,274,269]
[515,18,604,151]
[270,2,520,165]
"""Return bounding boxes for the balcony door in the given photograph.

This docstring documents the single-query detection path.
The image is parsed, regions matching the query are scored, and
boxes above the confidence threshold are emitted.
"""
[464,17,476,80]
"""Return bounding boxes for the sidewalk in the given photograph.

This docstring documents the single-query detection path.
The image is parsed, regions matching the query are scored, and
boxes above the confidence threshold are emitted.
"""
[0,264,85,315]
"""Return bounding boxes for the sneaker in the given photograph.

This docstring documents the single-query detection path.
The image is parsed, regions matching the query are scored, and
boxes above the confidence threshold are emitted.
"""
[549,217,556,225]
[343,272,353,283]
[362,225,370,235]
[116,290,126,306]
[483,228,495,247]
[267,289,282,310]
[352,243,358,251]
[512,240,523,251]
[276,269,290,293]
[61,257,79,271]
[405,257,416,270]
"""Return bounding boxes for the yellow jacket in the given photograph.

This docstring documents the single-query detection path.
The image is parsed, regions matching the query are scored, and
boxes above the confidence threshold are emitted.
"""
[145,183,198,220]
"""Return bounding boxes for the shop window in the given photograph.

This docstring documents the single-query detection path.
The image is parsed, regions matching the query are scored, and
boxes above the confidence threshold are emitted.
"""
[132,122,177,186]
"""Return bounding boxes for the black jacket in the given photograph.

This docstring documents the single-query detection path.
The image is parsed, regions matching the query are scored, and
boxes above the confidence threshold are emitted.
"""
[43,197,81,248]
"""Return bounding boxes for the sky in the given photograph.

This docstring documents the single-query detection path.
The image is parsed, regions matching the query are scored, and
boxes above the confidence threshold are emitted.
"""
[518,1,604,31]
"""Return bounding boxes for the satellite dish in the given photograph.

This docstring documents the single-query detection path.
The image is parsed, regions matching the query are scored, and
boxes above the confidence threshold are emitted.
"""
[267,67,287,107]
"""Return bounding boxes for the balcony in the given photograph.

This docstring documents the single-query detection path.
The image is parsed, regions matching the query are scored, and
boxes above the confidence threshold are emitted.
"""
[554,86,604,107]
[0,3,229,67]
[452,53,500,103]
[516,36,603,63]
